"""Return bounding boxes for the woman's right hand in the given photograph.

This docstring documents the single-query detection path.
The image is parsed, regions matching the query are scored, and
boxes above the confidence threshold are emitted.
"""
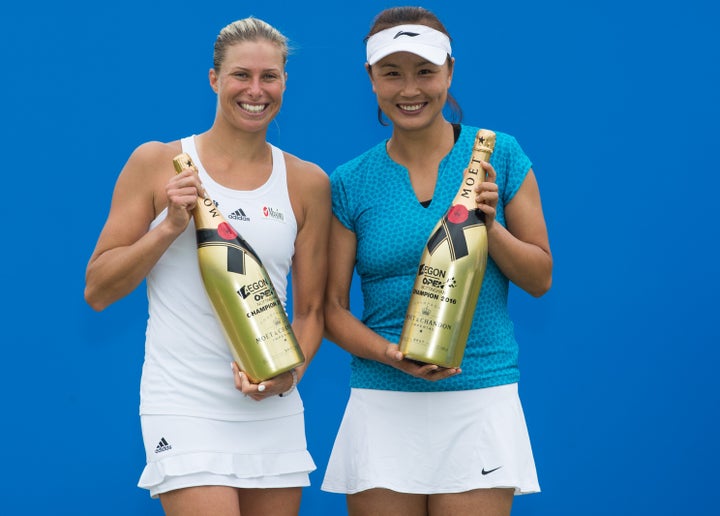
[385,343,461,382]
[164,168,204,232]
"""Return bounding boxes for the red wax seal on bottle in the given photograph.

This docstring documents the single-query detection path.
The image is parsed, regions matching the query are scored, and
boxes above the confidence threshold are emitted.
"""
[447,205,468,224]
[218,222,238,240]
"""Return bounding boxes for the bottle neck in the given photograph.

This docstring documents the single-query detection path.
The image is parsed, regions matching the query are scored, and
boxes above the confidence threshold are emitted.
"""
[193,196,225,230]
[452,129,495,209]
[452,148,491,209]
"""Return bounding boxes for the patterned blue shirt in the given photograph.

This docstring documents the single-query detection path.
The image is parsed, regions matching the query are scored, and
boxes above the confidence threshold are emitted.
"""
[331,124,532,391]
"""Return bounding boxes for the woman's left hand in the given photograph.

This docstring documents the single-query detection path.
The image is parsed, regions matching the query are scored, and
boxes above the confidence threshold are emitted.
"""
[231,362,295,401]
[385,344,461,382]
[475,161,499,228]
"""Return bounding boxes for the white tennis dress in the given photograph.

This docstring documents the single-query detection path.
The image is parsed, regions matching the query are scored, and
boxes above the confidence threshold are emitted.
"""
[137,136,316,497]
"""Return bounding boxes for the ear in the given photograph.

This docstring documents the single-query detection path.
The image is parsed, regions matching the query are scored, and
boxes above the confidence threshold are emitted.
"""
[446,57,455,89]
[209,68,219,93]
[365,63,377,93]
[283,71,288,92]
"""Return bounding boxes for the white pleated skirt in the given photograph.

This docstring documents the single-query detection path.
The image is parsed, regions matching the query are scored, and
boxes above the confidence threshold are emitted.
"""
[321,383,539,495]
[138,412,316,498]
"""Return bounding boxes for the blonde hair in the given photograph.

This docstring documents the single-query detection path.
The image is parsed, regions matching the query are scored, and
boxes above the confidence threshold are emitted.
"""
[213,17,289,70]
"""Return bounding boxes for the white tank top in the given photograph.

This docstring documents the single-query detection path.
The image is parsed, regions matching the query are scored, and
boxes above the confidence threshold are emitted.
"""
[140,136,302,420]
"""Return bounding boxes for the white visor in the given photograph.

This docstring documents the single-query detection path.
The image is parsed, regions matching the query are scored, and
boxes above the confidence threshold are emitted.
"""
[366,24,452,66]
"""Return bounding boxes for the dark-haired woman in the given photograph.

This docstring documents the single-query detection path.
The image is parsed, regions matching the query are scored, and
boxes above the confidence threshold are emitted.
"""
[321,7,552,515]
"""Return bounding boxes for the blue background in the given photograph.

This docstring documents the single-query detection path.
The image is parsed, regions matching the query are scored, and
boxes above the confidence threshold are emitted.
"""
[1,0,717,514]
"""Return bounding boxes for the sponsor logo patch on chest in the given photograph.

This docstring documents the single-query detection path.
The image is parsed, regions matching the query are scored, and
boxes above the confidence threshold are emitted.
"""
[262,205,286,223]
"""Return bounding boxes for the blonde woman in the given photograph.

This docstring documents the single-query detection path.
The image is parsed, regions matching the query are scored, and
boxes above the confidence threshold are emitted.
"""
[85,17,330,516]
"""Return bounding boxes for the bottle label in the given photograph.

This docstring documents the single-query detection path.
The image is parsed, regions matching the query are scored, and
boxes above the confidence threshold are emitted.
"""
[399,211,488,367]
[426,209,484,260]
[194,227,304,380]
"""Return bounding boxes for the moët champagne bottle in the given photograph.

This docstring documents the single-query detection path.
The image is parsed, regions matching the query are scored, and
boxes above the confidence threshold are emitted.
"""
[173,153,304,382]
[398,129,496,368]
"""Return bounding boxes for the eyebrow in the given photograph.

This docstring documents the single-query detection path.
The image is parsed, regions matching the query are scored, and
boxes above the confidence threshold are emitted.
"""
[377,59,435,68]
[227,66,283,73]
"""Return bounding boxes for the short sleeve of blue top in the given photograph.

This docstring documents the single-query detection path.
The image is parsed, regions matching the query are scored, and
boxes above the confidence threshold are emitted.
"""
[331,124,532,392]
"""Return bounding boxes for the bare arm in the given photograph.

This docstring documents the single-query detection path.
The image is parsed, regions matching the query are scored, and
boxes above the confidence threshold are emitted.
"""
[324,217,459,380]
[235,158,332,400]
[476,166,553,297]
[324,218,391,363]
[287,159,332,383]
[84,141,200,311]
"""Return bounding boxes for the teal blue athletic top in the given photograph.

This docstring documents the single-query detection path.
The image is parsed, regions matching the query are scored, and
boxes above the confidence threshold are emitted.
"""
[331,124,532,391]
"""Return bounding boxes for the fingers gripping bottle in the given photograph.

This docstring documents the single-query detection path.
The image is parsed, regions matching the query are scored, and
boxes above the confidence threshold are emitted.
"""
[173,153,304,382]
[398,129,496,368]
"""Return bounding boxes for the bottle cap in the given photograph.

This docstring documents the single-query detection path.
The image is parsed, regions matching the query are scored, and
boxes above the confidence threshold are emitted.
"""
[473,130,496,155]
[172,153,196,173]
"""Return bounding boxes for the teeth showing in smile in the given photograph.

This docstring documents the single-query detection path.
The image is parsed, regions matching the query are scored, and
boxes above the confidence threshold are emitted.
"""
[240,103,266,113]
[399,103,424,112]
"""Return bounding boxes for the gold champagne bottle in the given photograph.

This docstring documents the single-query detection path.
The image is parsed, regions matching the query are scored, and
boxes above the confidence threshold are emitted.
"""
[173,153,305,382]
[398,129,496,368]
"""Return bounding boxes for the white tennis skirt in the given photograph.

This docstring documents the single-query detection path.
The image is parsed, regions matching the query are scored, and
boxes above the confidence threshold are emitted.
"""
[321,383,539,495]
[138,412,316,498]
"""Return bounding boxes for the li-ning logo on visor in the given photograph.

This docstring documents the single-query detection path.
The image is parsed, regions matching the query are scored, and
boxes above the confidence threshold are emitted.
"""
[394,30,420,39]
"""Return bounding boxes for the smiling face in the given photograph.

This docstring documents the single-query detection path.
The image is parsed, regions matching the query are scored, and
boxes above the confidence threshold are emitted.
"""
[368,51,453,133]
[210,39,287,133]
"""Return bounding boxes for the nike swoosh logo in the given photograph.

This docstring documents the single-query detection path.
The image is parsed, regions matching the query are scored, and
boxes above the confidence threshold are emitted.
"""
[481,466,502,475]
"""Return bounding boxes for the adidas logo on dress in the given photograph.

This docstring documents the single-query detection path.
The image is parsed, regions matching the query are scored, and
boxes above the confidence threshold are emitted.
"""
[154,437,172,453]
[228,208,250,221]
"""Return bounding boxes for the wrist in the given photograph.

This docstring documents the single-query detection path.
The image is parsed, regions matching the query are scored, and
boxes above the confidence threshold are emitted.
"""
[278,369,298,397]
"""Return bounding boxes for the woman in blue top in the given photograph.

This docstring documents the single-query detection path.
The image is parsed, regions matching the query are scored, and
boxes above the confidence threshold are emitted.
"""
[321,6,553,515]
